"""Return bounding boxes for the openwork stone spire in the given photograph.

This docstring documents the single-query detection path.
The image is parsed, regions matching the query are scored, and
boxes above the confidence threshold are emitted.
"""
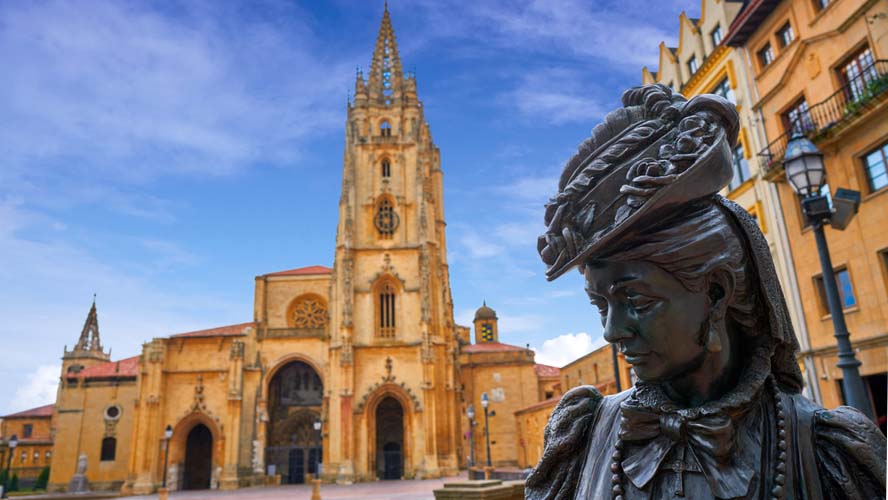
[66,297,110,360]
[75,298,103,352]
[366,3,404,101]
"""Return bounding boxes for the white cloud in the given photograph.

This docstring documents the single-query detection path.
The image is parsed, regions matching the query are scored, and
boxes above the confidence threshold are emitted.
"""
[459,231,505,259]
[532,332,608,367]
[0,0,354,185]
[12,365,60,413]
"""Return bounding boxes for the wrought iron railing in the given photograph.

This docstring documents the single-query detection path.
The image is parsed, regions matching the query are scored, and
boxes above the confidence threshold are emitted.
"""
[758,59,888,179]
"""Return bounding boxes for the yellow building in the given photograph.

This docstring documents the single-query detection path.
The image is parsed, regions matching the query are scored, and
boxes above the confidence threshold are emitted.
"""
[725,0,888,431]
[0,404,54,486]
[32,6,558,493]
[641,0,817,396]
[458,304,560,469]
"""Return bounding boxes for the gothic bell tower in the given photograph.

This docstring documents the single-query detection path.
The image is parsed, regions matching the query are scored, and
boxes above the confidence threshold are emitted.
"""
[326,4,461,481]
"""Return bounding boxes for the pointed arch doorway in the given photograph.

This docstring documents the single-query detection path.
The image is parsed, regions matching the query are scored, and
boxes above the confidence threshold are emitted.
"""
[183,424,212,490]
[265,360,323,484]
[375,397,404,480]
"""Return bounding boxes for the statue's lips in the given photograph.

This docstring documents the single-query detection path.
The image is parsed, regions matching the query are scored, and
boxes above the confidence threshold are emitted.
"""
[621,351,650,364]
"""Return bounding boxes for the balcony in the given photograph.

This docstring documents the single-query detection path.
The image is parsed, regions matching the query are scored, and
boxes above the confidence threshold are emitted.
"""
[758,60,888,181]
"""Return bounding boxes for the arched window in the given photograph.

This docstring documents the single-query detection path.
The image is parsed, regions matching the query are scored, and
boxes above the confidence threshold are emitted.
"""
[374,198,398,239]
[381,158,391,178]
[100,437,116,461]
[377,281,397,338]
[380,120,392,137]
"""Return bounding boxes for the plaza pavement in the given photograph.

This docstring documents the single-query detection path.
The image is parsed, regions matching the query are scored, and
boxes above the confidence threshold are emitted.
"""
[128,475,465,500]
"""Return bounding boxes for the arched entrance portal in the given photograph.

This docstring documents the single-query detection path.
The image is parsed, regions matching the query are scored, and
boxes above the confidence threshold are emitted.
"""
[183,424,212,490]
[375,397,404,480]
[265,361,323,484]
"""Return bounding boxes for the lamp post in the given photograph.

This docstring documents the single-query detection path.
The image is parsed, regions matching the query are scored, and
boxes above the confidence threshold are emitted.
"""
[2,434,17,499]
[158,425,172,500]
[480,393,492,470]
[466,404,476,474]
[783,134,873,420]
[311,420,322,500]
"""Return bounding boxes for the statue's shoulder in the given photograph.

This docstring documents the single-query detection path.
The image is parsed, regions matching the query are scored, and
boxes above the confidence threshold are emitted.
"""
[526,386,628,500]
[801,395,886,499]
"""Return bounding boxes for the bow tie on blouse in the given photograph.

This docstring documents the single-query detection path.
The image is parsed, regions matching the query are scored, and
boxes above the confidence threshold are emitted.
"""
[618,404,754,498]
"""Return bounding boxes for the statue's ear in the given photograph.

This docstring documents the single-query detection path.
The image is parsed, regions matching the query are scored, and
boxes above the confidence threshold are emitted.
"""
[708,269,736,316]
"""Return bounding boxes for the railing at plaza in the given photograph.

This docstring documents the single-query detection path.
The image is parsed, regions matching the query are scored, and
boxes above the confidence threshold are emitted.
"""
[758,60,888,180]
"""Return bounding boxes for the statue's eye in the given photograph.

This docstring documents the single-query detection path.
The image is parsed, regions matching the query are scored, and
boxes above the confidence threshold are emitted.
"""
[627,294,658,312]
[590,298,609,318]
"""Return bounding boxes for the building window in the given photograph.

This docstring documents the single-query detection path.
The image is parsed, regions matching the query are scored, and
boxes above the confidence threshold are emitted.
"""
[881,249,888,298]
[379,120,392,137]
[814,267,857,314]
[758,43,774,68]
[839,47,878,102]
[45,451,51,462]
[23,424,32,438]
[711,77,735,103]
[32,451,38,464]
[374,198,398,239]
[729,144,751,190]
[783,97,814,134]
[381,158,391,178]
[20,451,26,464]
[100,437,116,461]
[711,24,722,47]
[863,141,888,192]
[377,281,397,338]
[777,22,795,48]
[688,55,699,75]
[813,0,831,12]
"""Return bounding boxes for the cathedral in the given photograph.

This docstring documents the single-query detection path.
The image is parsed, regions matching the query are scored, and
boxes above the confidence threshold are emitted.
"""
[21,7,563,493]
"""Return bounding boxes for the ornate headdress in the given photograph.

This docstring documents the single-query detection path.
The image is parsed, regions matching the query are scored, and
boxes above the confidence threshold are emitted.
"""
[538,84,739,280]
[538,83,803,390]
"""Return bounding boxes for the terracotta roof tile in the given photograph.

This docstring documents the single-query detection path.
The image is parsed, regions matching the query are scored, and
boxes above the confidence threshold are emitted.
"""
[264,265,332,277]
[2,404,54,419]
[74,355,140,379]
[171,322,253,338]
[534,364,561,378]
[462,341,528,353]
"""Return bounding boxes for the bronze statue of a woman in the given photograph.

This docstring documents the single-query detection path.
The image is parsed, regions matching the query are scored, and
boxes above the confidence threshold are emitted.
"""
[529,84,886,499]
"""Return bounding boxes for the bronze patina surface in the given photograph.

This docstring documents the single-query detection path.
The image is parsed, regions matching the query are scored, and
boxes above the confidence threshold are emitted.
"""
[528,84,886,499]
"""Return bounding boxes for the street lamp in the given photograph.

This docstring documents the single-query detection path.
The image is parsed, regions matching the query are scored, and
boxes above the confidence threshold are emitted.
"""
[311,420,322,500]
[783,134,873,420]
[480,393,492,468]
[161,425,173,489]
[466,404,476,473]
[2,434,17,499]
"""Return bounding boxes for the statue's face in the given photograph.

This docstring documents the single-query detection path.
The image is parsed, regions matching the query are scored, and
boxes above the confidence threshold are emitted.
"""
[584,259,711,383]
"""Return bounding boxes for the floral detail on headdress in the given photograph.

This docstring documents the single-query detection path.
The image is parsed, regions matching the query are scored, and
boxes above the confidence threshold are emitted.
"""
[620,158,677,208]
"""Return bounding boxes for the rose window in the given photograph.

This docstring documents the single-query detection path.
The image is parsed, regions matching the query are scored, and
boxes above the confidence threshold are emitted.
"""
[291,298,327,328]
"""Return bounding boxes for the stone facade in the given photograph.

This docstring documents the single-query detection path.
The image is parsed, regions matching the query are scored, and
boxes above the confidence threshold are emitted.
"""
[726,0,888,430]
[36,6,559,493]
[0,404,54,484]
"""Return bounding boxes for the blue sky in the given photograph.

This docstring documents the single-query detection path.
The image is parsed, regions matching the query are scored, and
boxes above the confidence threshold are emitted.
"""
[0,0,694,414]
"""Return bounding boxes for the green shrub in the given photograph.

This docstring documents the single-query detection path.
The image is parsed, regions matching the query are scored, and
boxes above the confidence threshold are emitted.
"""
[8,473,18,492]
[0,468,7,488]
[34,466,50,490]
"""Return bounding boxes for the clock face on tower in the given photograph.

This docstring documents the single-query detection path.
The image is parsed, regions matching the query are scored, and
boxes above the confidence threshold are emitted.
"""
[374,200,399,237]
[481,323,494,342]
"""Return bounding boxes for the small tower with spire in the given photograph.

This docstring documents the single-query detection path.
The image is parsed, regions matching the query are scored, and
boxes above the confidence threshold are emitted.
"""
[473,301,499,343]
[62,297,111,374]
